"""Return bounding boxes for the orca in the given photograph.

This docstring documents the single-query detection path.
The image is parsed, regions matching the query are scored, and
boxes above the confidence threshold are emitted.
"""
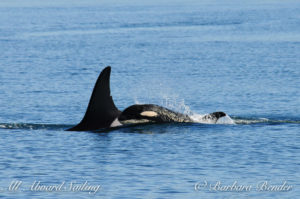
[67,66,228,131]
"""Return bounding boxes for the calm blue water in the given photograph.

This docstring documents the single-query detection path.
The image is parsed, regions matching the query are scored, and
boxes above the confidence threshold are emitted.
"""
[0,0,300,198]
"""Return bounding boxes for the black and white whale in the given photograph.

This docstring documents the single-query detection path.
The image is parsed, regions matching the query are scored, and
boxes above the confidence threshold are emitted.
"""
[67,66,229,131]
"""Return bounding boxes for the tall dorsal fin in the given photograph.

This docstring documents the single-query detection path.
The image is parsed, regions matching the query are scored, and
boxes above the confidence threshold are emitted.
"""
[67,66,121,131]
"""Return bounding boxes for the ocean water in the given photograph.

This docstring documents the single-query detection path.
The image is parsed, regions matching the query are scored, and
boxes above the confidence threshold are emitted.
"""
[0,0,300,198]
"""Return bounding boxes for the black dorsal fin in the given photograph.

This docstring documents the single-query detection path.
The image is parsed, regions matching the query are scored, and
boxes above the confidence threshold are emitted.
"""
[67,66,121,131]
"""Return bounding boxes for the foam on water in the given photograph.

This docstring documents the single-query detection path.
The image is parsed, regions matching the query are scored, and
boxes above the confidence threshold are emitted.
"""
[234,118,270,124]
[233,118,300,125]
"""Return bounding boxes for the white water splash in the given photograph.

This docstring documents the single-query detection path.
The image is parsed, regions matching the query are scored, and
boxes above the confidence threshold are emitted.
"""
[216,115,236,124]
[162,98,193,115]
[190,113,235,124]
[161,98,236,124]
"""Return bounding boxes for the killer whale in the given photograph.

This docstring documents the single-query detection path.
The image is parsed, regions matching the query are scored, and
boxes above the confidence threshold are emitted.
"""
[67,66,227,131]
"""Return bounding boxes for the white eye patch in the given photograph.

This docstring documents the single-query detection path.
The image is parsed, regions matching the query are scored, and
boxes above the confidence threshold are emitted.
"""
[140,111,158,117]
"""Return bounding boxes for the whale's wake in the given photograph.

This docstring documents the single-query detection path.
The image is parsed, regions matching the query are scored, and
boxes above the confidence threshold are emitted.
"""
[0,117,299,131]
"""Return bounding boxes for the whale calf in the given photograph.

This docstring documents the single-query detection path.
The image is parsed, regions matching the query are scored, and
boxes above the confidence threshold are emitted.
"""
[67,66,228,131]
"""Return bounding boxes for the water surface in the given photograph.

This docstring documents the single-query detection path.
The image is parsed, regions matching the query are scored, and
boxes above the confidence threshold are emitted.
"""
[0,0,299,198]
